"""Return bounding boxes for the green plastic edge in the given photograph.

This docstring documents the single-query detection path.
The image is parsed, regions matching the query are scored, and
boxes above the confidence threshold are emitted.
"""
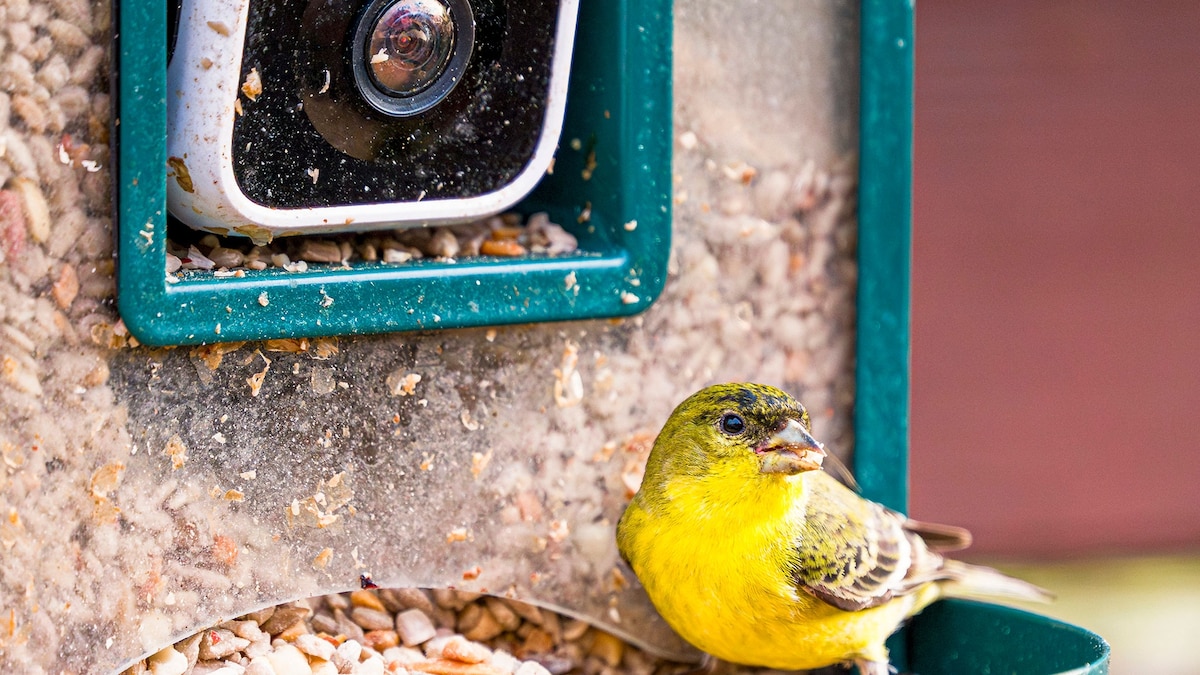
[857,3,1108,673]
[116,0,672,346]
[855,0,913,515]
[910,599,1111,675]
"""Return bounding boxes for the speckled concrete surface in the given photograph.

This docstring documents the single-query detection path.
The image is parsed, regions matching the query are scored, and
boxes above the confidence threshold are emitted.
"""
[0,1,859,672]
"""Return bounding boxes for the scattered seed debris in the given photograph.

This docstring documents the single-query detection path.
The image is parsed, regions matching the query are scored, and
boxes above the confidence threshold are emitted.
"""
[246,351,271,397]
[167,156,194,193]
[10,177,50,243]
[470,449,493,480]
[547,520,570,544]
[241,67,262,101]
[553,340,583,408]
[164,435,188,470]
[387,371,422,397]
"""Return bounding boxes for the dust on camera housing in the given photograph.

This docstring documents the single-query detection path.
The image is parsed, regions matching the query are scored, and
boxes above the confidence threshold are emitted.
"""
[165,0,579,239]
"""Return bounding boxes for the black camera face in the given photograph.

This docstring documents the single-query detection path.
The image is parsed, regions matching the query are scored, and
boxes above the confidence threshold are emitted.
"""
[230,0,562,210]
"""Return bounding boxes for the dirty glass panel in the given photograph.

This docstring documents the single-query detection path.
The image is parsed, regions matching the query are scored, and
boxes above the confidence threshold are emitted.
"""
[0,0,859,672]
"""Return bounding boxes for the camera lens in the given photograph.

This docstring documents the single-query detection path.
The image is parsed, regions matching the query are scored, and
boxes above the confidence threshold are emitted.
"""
[352,0,474,117]
[366,0,454,95]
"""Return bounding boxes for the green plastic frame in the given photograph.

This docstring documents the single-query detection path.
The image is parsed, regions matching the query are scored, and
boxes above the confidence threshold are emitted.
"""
[115,0,671,346]
[855,2,1109,673]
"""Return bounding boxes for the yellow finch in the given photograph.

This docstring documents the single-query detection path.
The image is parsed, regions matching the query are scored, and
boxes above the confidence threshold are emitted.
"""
[616,383,1049,674]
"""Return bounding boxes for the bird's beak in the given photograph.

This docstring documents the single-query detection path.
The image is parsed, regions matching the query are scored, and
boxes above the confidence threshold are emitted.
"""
[756,418,826,474]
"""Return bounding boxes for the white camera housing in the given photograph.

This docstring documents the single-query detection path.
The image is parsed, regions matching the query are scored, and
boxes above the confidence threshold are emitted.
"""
[165,0,579,240]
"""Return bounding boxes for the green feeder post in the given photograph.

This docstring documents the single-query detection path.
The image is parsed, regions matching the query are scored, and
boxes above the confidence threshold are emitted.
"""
[857,1,1109,673]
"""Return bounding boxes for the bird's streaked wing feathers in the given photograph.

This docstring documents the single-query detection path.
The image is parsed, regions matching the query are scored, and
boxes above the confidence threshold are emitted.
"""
[790,473,951,612]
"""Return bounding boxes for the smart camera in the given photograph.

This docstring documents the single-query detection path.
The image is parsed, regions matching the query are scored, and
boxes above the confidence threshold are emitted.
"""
[166,0,579,238]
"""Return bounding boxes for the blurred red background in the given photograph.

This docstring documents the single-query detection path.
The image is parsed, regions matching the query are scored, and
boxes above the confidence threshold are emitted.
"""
[910,0,1200,556]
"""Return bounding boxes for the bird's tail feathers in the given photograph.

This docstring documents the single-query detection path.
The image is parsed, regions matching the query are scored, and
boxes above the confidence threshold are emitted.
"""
[939,560,1054,604]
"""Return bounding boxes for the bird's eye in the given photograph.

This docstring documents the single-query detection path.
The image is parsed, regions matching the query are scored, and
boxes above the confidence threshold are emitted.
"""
[719,413,746,435]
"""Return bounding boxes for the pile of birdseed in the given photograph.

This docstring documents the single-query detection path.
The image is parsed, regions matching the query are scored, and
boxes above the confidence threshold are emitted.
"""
[120,588,697,675]
[167,212,580,276]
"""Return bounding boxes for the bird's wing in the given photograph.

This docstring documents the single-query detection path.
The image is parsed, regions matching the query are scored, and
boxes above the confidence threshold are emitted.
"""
[790,473,952,612]
[903,518,972,553]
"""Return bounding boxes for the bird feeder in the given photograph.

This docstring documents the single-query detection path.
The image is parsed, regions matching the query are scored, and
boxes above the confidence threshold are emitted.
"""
[0,0,1108,673]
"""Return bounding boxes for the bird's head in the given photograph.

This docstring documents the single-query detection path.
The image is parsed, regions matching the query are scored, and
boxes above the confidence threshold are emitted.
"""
[645,383,827,488]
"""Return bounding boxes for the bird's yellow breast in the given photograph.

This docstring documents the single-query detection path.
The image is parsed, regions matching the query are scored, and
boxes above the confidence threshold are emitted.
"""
[619,471,914,670]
